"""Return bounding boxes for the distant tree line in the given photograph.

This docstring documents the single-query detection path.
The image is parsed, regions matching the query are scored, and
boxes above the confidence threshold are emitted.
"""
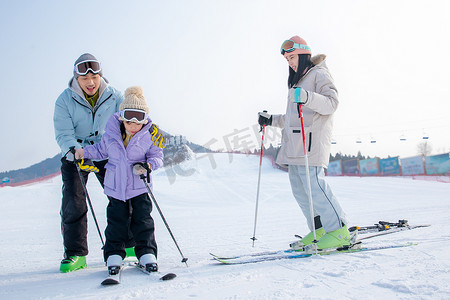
[329,151,369,162]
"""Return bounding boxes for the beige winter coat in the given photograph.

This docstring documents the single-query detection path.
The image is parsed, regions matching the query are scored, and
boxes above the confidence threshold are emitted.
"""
[272,54,338,168]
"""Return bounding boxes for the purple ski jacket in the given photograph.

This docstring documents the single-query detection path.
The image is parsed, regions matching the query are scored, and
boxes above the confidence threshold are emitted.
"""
[83,113,164,201]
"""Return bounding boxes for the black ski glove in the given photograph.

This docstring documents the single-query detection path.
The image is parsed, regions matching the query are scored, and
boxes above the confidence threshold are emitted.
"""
[258,111,272,126]
[64,148,75,162]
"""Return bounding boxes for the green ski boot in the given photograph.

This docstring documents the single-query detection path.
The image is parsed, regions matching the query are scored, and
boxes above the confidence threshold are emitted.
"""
[316,225,351,250]
[125,247,136,259]
[290,227,326,251]
[60,256,87,273]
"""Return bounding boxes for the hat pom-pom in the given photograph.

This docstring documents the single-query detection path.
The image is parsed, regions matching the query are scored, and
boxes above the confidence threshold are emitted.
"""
[124,86,144,98]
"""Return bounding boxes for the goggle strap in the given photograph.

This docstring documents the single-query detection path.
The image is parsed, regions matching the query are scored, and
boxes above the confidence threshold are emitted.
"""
[281,40,311,54]
[296,44,311,51]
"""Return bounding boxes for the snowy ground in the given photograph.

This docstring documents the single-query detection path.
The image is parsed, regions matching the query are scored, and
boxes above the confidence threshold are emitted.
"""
[1,153,450,300]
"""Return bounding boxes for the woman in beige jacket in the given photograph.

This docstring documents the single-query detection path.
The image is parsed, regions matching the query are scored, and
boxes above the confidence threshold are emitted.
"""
[258,36,350,250]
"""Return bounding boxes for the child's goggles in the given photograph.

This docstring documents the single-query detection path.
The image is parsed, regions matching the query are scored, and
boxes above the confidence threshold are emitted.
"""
[74,60,102,76]
[280,40,311,55]
[120,109,147,123]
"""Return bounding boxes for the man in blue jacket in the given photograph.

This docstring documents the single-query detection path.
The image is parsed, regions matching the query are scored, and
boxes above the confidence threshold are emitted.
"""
[53,53,127,272]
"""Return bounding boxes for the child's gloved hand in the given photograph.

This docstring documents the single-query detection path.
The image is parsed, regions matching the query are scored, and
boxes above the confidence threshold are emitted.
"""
[133,162,152,175]
[78,158,99,173]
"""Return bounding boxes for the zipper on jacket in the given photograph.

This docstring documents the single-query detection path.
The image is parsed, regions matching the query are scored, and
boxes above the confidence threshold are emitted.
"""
[71,93,114,145]
[93,94,112,121]
[71,96,92,111]
[73,93,113,123]
[308,132,312,152]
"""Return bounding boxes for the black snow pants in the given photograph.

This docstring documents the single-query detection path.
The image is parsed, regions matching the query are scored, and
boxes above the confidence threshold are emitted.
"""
[60,157,134,257]
[103,193,157,261]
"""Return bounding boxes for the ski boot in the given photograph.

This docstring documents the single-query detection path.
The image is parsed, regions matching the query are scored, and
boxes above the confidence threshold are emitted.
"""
[290,227,326,251]
[60,255,87,273]
[316,225,351,250]
[107,254,123,274]
[101,255,123,285]
[107,265,121,276]
[139,253,158,273]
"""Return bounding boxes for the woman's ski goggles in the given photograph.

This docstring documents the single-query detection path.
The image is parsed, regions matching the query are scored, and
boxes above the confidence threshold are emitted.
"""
[120,109,147,123]
[74,60,102,76]
[280,40,311,55]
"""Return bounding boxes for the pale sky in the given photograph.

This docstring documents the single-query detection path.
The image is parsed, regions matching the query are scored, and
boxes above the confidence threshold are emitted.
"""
[1,0,449,172]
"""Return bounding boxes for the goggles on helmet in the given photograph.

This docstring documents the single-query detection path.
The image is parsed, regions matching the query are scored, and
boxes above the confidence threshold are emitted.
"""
[280,40,311,55]
[120,109,147,124]
[74,60,102,76]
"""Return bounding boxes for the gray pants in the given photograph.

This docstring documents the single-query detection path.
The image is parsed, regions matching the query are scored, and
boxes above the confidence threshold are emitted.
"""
[288,165,348,232]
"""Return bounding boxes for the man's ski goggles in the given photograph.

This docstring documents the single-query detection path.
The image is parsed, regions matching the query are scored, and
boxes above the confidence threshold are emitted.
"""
[74,60,102,76]
[120,109,147,123]
[280,40,311,55]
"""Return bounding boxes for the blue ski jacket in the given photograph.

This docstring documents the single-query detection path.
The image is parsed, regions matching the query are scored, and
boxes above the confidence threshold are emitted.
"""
[53,77,123,156]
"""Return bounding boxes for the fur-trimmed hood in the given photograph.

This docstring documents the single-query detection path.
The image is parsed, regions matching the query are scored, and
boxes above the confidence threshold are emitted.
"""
[311,54,326,66]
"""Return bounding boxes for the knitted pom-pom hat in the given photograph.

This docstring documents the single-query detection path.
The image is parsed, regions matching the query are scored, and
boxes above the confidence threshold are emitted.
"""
[120,86,149,114]
[119,86,150,124]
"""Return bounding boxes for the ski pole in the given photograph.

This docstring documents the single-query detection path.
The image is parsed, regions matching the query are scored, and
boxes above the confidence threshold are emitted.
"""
[298,104,317,253]
[140,174,189,267]
[251,123,266,247]
[69,147,105,247]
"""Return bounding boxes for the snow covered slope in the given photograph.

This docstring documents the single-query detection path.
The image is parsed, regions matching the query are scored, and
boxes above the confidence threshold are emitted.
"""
[1,153,449,299]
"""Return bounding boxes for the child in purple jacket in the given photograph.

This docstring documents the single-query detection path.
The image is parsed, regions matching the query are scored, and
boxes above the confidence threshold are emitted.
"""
[75,86,163,276]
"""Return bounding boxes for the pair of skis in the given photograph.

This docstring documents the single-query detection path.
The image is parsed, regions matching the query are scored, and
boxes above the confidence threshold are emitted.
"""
[211,220,429,265]
[101,261,176,286]
[210,242,417,264]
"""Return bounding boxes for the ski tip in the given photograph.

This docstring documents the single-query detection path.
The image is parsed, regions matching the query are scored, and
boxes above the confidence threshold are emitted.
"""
[101,278,120,286]
[160,273,177,281]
